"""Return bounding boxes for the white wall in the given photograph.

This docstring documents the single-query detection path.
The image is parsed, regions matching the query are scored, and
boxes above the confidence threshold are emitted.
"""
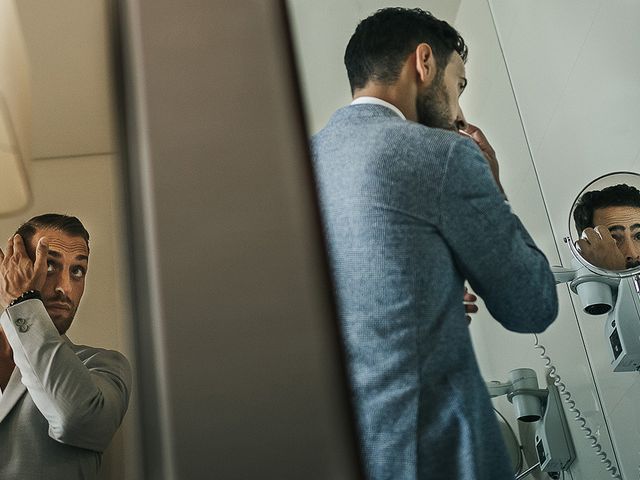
[479,1,640,478]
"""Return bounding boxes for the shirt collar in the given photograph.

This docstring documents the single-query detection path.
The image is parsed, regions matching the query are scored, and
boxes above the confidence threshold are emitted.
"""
[350,96,406,120]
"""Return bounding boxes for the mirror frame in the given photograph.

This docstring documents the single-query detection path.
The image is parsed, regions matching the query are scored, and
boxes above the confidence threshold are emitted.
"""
[566,171,640,278]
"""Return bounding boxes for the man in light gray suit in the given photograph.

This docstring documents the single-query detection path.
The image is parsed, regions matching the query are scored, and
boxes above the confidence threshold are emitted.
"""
[311,8,558,480]
[0,214,131,480]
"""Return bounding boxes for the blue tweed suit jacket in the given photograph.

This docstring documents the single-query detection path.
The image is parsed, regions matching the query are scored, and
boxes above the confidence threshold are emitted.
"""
[311,104,558,480]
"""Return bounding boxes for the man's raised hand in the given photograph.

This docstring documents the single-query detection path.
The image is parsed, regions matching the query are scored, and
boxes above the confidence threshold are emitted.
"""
[0,235,49,308]
[577,226,626,271]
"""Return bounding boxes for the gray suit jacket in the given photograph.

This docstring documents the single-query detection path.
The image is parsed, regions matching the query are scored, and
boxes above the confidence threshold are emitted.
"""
[0,299,131,480]
[311,104,558,480]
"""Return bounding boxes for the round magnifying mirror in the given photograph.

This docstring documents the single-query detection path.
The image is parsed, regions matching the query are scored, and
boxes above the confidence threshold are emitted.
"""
[568,171,640,277]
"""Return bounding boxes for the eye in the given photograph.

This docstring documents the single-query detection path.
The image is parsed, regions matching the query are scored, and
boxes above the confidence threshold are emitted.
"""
[611,234,623,245]
[47,261,55,273]
[634,232,640,241]
[71,266,86,279]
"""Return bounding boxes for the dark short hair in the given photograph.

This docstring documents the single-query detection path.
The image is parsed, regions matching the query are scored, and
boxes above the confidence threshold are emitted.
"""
[15,213,90,251]
[344,7,468,94]
[573,184,640,233]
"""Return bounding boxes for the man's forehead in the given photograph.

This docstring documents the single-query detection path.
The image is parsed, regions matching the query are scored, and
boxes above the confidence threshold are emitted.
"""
[593,205,640,227]
[32,228,89,257]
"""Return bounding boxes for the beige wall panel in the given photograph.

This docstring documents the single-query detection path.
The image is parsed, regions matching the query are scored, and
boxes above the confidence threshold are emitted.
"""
[15,0,115,159]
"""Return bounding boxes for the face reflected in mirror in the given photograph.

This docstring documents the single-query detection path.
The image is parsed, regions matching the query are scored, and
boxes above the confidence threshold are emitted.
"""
[573,183,640,271]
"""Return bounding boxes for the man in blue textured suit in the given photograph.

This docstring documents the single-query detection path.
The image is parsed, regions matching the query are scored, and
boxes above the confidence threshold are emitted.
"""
[311,8,558,480]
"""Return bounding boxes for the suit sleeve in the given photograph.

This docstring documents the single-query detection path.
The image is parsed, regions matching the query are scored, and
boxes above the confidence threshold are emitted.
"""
[0,299,131,452]
[437,138,558,332]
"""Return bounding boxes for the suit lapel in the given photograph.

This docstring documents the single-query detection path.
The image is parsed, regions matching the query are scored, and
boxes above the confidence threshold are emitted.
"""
[0,368,26,423]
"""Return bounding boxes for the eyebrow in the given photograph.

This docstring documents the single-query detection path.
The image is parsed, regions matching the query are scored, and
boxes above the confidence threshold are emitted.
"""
[608,225,640,233]
[48,250,89,262]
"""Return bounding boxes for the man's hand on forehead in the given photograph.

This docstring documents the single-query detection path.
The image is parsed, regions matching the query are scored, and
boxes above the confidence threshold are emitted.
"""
[577,226,626,271]
[0,234,49,309]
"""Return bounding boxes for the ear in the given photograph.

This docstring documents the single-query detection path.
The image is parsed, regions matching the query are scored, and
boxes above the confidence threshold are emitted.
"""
[414,43,437,84]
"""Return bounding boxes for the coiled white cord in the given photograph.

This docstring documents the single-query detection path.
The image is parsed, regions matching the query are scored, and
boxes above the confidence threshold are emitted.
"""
[533,334,622,479]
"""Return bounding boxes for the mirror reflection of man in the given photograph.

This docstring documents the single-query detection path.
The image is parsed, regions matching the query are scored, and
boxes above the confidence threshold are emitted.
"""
[311,8,558,480]
[0,214,131,480]
[573,184,640,270]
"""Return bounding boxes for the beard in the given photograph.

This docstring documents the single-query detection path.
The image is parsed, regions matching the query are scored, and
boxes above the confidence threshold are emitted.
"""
[415,74,455,130]
[626,258,640,269]
[44,291,77,335]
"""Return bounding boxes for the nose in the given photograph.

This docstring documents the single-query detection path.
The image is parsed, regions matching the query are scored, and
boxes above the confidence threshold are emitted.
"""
[455,107,468,131]
[53,272,72,297]
[621,241,640,264]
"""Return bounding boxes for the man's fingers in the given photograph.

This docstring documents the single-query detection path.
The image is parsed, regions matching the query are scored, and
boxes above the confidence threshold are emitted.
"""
[576,237,590,250]
[26,237,49,293]
[581,227,602,244]
[12,234,27,259]
[463,285,478,320]
[5,236,14,259]
[33,237,49,278]
[593,225,616,244]
[465,123,487,143]
[462,122,480,136]
[462,123,493,152]
[459,126,483,146]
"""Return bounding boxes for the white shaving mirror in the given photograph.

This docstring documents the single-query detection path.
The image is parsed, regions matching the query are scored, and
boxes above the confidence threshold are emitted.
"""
[567,172,640,278]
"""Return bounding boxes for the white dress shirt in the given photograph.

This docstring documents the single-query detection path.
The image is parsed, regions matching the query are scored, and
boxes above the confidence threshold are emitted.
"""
[351,96,406,120]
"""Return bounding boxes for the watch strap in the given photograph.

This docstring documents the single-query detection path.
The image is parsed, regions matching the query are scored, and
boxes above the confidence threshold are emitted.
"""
[8,290,42,307]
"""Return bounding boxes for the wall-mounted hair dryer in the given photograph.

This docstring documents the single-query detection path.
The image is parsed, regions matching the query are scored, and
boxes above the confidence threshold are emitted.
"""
[486,368,544,422]
[553,261,640,372]
[487,369,575,478]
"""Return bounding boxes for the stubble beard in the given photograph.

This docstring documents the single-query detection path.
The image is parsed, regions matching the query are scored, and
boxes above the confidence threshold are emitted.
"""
[415,74,454,130]
[48,311,75,335]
